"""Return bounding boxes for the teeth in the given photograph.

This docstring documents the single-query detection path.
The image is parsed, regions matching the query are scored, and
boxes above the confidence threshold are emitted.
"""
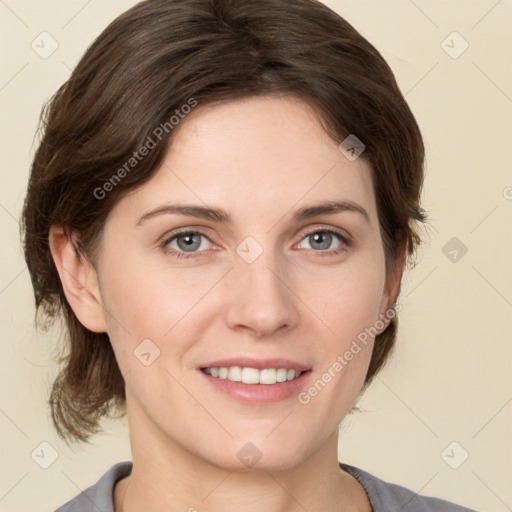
[259,368,276,385]
[242,367,260,384]
[203,366,303,384]
[228,366,242,382]
[276,368,287,382]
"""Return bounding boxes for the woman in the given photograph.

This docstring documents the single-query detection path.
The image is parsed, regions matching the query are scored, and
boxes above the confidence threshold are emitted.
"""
[22,0,478,510]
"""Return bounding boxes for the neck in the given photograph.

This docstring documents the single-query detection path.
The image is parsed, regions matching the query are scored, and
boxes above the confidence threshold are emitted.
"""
[116,400,371,512]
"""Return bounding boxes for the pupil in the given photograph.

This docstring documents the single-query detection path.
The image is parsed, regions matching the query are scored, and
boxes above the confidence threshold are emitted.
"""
[311,231,331,250]
[179,233,200,251]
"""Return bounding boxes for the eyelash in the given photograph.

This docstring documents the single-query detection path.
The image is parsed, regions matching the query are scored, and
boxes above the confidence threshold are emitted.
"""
[160,227,351,260]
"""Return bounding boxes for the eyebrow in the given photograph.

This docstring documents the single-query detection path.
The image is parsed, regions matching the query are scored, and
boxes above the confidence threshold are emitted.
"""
[136,200,371,226]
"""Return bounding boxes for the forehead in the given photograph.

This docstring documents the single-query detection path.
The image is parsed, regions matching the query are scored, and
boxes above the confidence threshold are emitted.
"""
[113,95,377,226]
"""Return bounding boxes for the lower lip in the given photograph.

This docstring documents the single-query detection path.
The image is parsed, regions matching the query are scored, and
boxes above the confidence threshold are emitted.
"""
[198,369,312,404]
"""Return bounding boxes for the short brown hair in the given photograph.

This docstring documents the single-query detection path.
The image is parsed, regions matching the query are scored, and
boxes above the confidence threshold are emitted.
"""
[22,0,427,443]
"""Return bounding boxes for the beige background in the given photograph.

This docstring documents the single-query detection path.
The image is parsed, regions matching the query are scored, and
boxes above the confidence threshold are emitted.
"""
[1,1,511,511]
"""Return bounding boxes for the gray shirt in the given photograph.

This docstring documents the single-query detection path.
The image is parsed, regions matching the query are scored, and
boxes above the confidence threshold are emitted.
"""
[54,461,478,511]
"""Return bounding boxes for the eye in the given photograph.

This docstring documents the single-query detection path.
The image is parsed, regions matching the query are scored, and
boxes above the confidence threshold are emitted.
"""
[162,230,213,259]
[297,228,349,254]
[161,227,350,260]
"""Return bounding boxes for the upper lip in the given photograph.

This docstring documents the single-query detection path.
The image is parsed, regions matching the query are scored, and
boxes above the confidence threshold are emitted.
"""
[200,358,311,372]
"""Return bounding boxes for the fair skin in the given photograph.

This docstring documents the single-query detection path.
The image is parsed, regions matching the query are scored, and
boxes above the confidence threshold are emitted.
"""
[50,95,406,512]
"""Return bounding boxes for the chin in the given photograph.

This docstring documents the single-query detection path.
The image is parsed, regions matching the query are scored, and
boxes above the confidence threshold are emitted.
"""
[192,435,313,474]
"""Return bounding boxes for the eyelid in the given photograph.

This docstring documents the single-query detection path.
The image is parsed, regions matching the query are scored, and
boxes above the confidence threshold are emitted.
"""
[160,223,351,259]
[160,228,215,252]
[298,223,351,243]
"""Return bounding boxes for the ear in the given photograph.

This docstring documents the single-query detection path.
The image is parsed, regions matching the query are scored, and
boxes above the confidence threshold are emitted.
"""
[48,226,108,333]
[377,237,408,331]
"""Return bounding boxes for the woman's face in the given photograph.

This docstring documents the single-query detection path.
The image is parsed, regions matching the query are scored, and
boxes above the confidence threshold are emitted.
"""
[93,95,399,470]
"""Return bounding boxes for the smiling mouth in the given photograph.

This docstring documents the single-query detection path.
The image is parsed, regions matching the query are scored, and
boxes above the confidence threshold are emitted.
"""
[202,366,304,385]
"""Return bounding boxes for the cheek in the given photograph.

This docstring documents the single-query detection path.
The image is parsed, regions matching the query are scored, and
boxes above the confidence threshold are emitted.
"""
[99,253,182,328]
[97,254,223,364]
[302,256,384,397]
[311,257,385,343]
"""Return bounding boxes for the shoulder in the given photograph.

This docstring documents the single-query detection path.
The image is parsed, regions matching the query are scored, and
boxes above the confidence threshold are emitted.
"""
[340,462,479,512]
[54,460,479,512]
[54,461,133,512]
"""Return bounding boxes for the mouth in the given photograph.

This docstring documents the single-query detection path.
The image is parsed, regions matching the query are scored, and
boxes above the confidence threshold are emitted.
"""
[202,366,304,385]
[198,358,312,404]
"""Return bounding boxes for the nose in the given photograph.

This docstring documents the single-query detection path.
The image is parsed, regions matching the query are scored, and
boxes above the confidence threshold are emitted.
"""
[223,248,299,339]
